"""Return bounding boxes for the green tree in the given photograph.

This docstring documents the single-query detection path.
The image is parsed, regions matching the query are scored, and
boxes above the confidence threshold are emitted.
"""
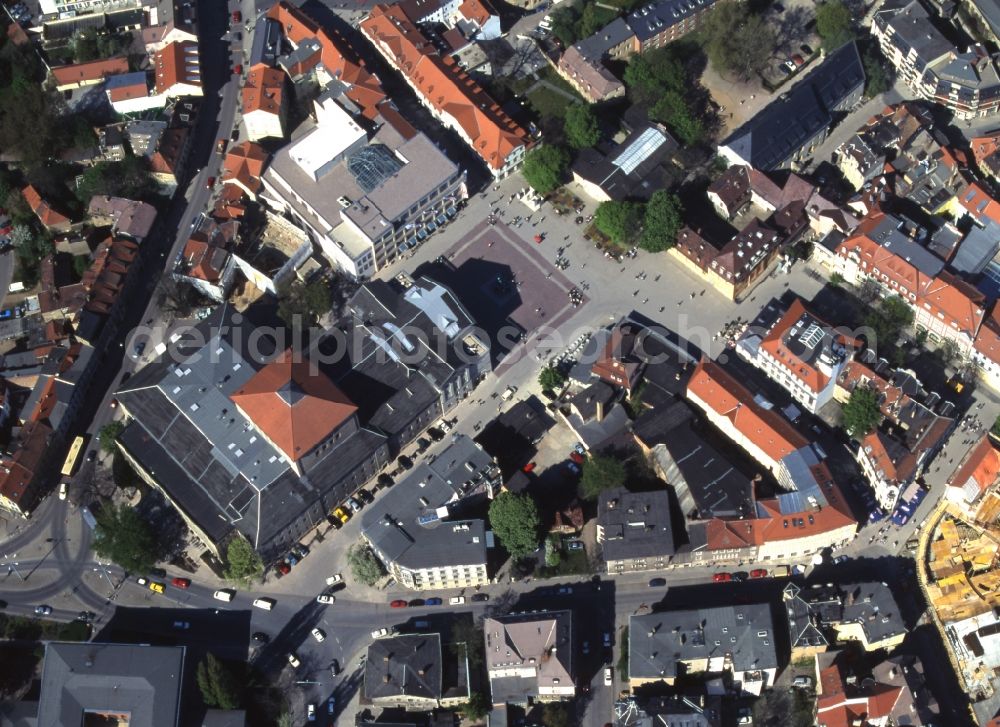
[550,4,582,46]
[703,3,775,81]
[460,692,491,720]
[450,617,486,668]
[347,543,386,586]
[651,91,703,145]
[640,190,683,252]
[842,386,882,438]
[538,366,567,391]
[542,703,571,727]
[223,534,264,586]
[73,30,100,62]
[863,294,913,355]
[98,421,125,453]
[488,491,541,560]
[991,415,1000,438]
[92,504,159,573]
[829,272,845,287]
[862,43,892,98]
[594,200,644,246]
[815,0,854,50]
[624,49,685,105]
[544,534,561,567]
[580,453,626,499]
[563,103,600,149]
[196,653,241,709]
[75,156,157,205]
[277,278,332,328]
[522,145,570,196]
[578,3,617,37]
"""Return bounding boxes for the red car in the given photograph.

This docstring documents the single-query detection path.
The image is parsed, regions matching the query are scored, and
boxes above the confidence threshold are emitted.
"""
[205,176,216,189]
[172,577,191,589]
[232,10,242,22]
[277,562,291,575]
[232,64,242,75]
[390,599,408,608]
[522,462,536,473]
[750,568,768,579]
[712,572,732,582]
[569,451,585,464]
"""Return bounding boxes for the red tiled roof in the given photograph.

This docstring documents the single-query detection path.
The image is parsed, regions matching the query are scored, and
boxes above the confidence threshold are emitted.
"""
[458,0,495,25]
[971,132,1000,166]
[975,300,1000,364]
[6,21,29,46]
[361,3,530,170]
[21,185,70,229]
[267,1,387,119]
[231,350,358,461]
[958,181,1000,226]
[221,141,268,196]
[949,435,1000,497]
[182,237,227,283]
[686,358,808,464]
[153,40,200,95]
[51,57,129,87]
[107,77,148,103]
[243,63,285,116]
[918,270,985,340]
[0,421,51,511]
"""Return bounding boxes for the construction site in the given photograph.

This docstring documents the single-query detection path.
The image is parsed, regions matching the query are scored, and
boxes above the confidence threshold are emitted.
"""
[924,498,1000,724]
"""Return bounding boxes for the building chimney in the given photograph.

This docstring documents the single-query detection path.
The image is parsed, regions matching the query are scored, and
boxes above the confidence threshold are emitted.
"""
[596,398,604,421]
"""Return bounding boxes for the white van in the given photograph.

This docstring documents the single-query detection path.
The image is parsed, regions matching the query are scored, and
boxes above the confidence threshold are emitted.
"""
[252,597,275,610]
[213,589,235,602]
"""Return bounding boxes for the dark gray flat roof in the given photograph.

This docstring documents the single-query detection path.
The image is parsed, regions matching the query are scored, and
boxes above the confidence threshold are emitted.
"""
[597,486,674,561]
[36,642,185,727]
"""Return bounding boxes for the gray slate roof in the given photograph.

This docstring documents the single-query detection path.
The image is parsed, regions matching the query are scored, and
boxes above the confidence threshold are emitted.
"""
[629,605,778,680]
[597,486,675,562]
[364,633,443,702]
[36,642,185,727]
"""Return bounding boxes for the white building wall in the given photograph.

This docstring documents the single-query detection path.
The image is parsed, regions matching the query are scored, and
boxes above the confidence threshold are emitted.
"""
[109,93,167,115]
[244,109,284,143]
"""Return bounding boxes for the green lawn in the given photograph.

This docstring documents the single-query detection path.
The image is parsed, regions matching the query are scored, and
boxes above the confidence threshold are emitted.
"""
[526,85,572,119]
[538,548,592,577]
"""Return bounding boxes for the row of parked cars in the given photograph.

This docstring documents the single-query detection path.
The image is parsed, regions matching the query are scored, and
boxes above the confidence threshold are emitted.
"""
[389,594,488,608]
[712,569,769,582]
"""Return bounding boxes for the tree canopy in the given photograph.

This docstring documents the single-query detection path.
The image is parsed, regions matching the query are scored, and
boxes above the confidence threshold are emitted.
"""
[277,278,332,328]
[223,534,264,586]
[580,454,626,499]
[594,200,644,246]
[623,48,703,144]
[640,191,683,252]
[523,145,570,196]
[842,386,882,439]
[196,653,241,710]
[347,544,386,586]
[815,0,855,50]
[92,504,160,574]
[98,421,125,453]
[460,693,491,720]
[75,156,158,205]
[703,3,775,81]
[564,103,601,149]
[862,43,892,98]
[538,366,567,391]
[863,295,913,358]
[542,703,572,727]
[488,491,541,560]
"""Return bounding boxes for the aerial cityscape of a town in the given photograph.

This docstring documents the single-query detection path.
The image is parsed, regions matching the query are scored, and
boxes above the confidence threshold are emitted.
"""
[8,0,1000,725]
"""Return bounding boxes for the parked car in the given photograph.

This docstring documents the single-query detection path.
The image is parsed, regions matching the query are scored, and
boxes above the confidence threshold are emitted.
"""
[408,598,425,607]
[136,577,148,586]
[346,497,362,513]
[449,596,465,605]
[713,572,732,582]
[567,540,584,551]
[648,577,666,587]
[371,627,389,638]
[291,544,309,558]
[566,462,581,475]
[287,653,301,668]
[213,589,235,602]
[252,632,269,643]
[800,43,813,55]
[58,482,67,500]
[86,450,96,462]
[35,605,52,616]
[317,594,335,604]
[783,59,797,72]
[779,63,793,75]
[604,667,613,686]
[149,581,165,594]
[471,593,489,602]
[750,569,768,579]
[216,138,227,154]
[569,451,585,464]
[557,586,573,595]
[232,10,242,21]
[276,562,291,575]
[205,176,216,189]
[173,621,190,630]
[172,577,191,588]
[252,597,275,610]
[833,555,849,564]
[327,696,336,714]
[603,632,611,647]
[425,597,442,606]
[326,574,343,586]
[390,599,408,608]
[332,507,350,524]
[791,53,805,66]
[311,627,326,642]
[329,660,340,676]
[306,703,316,721]
[731,571,749,582]
[356,489,374,504]
[792,675,813,688]
[232,64,242,75]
